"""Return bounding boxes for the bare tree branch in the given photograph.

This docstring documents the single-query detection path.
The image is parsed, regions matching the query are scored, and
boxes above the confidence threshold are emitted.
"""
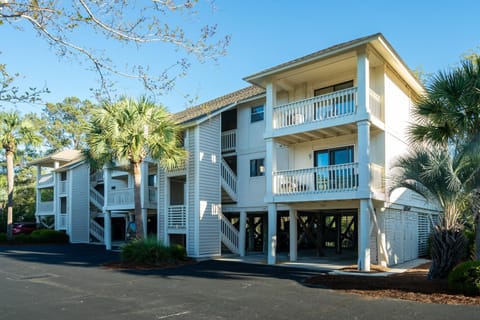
[0,0,230,99]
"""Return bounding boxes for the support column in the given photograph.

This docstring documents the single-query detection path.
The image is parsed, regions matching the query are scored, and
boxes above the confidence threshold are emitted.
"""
[267,204,277,265]
[103,167,112,250]
[289,208,297,262]
[357,120,371,196]
[356,47,370,117]
[358,199,371,271]
[239,211,247,257]
[248,217,255,251]
[142,208,148,238]
[104,211,112,250]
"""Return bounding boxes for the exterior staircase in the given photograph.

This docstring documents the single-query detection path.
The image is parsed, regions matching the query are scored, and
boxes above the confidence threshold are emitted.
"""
[220,213,239,254]
[90,218,104,242]
[220,158,238,202]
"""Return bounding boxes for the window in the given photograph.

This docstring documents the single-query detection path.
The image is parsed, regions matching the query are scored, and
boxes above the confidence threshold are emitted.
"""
[314,80,353,96]
[314,146,356,190]
[250,159,265,177]
[148,174,157,187]
[60,197,67,214]
[60,172,67,181]
[250,105,264,122]
[314,146,354,167]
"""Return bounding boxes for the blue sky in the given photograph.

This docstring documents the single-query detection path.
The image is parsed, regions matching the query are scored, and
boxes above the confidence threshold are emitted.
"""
[1,0,479,114]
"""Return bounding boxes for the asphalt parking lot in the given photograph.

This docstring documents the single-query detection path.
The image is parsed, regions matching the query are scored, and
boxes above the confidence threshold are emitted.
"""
[0,244,478,320]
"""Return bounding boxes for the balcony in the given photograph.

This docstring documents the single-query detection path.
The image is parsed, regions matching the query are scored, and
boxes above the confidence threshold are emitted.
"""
[273,87,357,130]
[168,205,186,230]
[38,173,54,188]
[107,188,134,208]
[273,162,384,201]
[272,88,383,136]
[37,201,54,213]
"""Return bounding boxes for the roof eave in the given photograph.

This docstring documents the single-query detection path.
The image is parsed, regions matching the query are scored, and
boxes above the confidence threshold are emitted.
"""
[243,33,382,86]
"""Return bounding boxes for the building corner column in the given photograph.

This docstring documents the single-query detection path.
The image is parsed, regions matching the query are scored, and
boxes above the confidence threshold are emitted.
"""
[267,203,277,265]
[358,199,371,271]
[289,208,298,262]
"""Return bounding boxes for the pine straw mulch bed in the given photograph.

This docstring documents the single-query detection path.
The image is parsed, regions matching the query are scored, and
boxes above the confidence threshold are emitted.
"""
[304,262,480,305]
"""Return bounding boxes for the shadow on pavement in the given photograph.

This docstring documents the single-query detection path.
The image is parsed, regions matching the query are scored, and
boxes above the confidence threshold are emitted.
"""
[0,244,327,285]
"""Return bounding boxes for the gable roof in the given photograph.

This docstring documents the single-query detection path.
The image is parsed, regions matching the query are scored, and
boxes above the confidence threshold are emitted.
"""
[243,32,423,94]
[173,85,265,125]
[29,149,84,167]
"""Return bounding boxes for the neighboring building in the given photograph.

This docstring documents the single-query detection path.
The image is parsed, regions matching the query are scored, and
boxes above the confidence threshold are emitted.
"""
[32,150,158,248]
[33,33,440,269]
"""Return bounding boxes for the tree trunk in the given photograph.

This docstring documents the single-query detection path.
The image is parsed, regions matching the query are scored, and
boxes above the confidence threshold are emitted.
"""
[132,161,144,240]
[475,214,480,261]
[428,227,466,279]
[6,150,14,241]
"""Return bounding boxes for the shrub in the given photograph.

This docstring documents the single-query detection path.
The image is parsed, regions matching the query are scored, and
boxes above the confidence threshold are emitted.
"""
[448,261,480,296]
[121,237,187,265]
[29,229,69,243]
[0,233,6,242]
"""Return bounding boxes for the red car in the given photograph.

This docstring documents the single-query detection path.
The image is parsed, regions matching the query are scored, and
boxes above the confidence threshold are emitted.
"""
[12,222,37,235]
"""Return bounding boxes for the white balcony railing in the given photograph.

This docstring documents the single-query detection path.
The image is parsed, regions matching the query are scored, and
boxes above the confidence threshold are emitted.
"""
[273,87,357,129]
[38,201,54,213]
[167,159,186,174]
[168,205,186,229]
[108,188,134,207]
[274,163,359,195]
[274,162,385,196]
[38,173,54,187]
[221,129,237,153]
[58,180,68,194]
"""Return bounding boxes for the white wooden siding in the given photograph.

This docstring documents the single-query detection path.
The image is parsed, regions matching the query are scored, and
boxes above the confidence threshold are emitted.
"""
[158,167,166,243]
[384,209,419,266]
[197,116,221,256]
[187,127,197,255]
[69,163,90,243]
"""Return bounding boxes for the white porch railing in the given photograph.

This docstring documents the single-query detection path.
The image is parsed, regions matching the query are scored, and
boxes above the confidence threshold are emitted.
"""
[273,87,357,129]
[148,186,157,204]
[370,163,385,193]
[274,163,359,195]
[168,205,187,229]
[167,159,186,174]
[90,219,104,242]
[58,180,68,194]
[38,173,54,187]
[221,158,237,201]
[221,129,237,153]
[220,213,239,254]
[58,214,67,230]
[108,188,134,207]
[369,89,383,121]
[38,201,54,213]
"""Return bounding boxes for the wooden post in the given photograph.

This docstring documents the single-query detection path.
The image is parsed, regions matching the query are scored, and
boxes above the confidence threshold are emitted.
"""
[289,208,297,261]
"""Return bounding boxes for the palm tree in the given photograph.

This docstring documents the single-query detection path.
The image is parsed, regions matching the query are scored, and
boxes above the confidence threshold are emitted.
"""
[409,57,480,260]
[0,111,41,240]
[390,146,480,278]
[85,97,185,239]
